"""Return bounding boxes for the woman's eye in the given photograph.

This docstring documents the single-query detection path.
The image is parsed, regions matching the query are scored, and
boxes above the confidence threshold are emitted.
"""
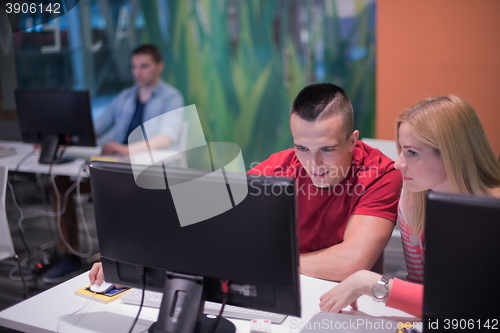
[407,150,417,157]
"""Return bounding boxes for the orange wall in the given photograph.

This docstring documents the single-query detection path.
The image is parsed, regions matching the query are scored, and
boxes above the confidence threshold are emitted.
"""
[376,0,500,155]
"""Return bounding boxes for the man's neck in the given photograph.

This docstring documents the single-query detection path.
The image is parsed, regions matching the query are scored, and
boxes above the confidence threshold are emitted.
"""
[138,78,160,103]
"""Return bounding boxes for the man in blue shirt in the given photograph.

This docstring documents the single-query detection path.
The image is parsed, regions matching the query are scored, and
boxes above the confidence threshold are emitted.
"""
[43,44,184,283]
[95,44,184,155]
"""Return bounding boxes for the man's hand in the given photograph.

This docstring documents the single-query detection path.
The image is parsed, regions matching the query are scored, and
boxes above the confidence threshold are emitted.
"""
[101,135,173,156]
[88,262,124,288]
[101,142,129,156]
[89,262,104,285]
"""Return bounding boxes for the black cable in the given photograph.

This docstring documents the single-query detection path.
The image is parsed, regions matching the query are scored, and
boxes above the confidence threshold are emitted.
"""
[14,148,37,173]
[15,254,29,298]
[48,144,67,176]
[10,145,66,288]
[10,146,44,253]
[128,267,147,333]
[57,144,67,162]
[28,149,62,288]
[13,145,91,261]
[206,296,227,333]
[9,189,31,258]
[17,229,32,268]
[207,280,230,333]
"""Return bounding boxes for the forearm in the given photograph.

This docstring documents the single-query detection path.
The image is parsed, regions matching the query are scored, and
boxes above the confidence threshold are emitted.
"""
[300,244,377,281]
[127,135,172,154]
[386,278,423,317]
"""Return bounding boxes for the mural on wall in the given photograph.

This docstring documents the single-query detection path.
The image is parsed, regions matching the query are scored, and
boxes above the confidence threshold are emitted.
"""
[150,0,376,167]
[4,0,375,168]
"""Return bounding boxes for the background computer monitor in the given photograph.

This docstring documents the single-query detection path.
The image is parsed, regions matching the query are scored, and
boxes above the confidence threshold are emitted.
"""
[423,191,500,331]
[89,161,301,333]
[15,89,96,164]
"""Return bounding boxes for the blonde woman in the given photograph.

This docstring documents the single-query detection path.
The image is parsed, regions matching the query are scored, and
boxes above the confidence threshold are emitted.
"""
[319,95,500,317]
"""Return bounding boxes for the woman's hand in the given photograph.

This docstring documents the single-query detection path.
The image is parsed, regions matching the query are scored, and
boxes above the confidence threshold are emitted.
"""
[319,270,382,313]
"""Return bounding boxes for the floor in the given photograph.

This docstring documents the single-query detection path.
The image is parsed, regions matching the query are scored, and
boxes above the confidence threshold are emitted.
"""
[0,173,408,332]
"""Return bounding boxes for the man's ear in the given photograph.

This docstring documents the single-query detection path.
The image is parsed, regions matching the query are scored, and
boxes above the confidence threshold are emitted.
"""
[158,61,165,73]
[348,130,359,152]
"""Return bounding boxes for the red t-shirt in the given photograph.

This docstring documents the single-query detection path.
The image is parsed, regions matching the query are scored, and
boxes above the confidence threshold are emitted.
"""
[248,141,402,253]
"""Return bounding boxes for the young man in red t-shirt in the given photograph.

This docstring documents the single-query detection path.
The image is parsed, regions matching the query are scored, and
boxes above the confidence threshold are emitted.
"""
[248,83,402,282]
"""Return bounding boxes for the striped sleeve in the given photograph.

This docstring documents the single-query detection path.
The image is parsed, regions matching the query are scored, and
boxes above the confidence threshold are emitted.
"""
[397,199,425,283]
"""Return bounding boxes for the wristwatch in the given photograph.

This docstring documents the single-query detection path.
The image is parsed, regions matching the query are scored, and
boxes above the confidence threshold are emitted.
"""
[372,274,390,302]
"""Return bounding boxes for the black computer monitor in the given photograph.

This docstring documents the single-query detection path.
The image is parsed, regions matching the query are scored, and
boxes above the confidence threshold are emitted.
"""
[423,191,500,332]
[89,161,301,333]
[15,89,96,164]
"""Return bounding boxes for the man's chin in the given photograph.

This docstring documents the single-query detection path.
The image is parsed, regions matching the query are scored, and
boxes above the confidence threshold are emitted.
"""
[310,178,334,189]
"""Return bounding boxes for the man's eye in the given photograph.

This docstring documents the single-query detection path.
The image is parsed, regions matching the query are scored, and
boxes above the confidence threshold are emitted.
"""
[322,148,335,152]
[296,147,308,152]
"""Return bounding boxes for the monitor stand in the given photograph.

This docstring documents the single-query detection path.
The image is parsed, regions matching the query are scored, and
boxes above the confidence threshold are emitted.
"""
[149,272,235,333]
[38,134,75,165]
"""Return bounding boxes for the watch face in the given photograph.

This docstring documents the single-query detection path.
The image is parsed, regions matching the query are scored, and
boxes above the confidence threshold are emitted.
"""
[373,284,387,299]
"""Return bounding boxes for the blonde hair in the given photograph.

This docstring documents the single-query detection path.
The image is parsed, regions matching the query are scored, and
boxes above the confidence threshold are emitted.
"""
[395,95,500,235]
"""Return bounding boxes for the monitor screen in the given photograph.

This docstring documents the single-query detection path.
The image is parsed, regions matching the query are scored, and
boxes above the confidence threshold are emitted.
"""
[423,191,500,331]
[15,89,96,164]
[89,161,301,332]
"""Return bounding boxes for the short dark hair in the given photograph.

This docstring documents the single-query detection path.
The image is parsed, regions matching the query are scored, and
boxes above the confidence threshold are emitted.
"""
[132,44,163,63]
[290,83,354,138]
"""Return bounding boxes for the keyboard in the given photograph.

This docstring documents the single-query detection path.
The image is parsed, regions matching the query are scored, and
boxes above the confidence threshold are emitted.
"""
[120,289,287,324]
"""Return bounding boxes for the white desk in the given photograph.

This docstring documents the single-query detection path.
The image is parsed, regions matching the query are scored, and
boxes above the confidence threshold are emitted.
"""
[0,272,419,333]
[0,141,182,177]
[0,141,97,177]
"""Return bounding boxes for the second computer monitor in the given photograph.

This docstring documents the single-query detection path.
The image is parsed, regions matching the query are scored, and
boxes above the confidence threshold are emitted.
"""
[15,89,96,164]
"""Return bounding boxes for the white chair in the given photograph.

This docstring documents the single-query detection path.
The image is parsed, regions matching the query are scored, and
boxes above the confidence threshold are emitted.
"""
[0,165,15,261]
